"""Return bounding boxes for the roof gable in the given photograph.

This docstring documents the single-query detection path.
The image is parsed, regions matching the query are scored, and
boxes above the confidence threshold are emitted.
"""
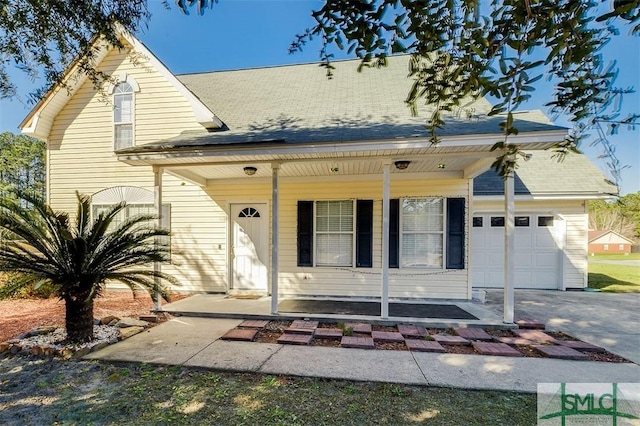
[588,230,635,244]
[20,32,222,141]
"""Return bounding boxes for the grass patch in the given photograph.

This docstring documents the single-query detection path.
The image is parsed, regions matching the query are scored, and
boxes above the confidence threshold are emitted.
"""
[588,263,640,293]
[0,357,537,425]
[588,253,640,261]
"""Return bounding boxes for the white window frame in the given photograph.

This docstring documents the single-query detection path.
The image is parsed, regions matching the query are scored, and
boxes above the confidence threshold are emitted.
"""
[313,200,355,267]
[108,74,140,151]
[399,197,445,269]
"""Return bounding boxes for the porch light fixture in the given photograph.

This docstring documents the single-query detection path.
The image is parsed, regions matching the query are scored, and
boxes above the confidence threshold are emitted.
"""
[394,160,411,170]
[437,163,446,169]
[243,166,257,176]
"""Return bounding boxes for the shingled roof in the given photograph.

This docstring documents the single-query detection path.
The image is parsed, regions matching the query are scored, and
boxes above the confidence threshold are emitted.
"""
[473,150,618,197]
[131,55,565,150]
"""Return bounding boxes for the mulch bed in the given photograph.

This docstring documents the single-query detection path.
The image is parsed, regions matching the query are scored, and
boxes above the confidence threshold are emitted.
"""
[244,320,632,363]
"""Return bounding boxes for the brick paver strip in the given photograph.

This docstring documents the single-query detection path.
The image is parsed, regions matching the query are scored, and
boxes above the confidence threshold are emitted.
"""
[533,345,589,360]
[341,336,375,349]
[286,320,319,334]
[277,333,313,345]
[238,320,270,329]
[472,342,523,357]
[512,329,557,343]
[453,327,493,341]
[397,324,427,338]
[516,318,546,330]
[220,328,258,342]
[371,331,405,343]
[405,340,446,353]
[313,328,343,339]
[494,336,535,346]
[345,323,372,334]
[557,340,606,353]
[431,335,470,345]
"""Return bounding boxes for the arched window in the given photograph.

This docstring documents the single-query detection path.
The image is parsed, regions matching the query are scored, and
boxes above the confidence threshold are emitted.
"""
[109,74,139,151]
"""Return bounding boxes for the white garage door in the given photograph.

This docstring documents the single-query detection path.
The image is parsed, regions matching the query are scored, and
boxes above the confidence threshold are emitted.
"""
[471,214,561,289]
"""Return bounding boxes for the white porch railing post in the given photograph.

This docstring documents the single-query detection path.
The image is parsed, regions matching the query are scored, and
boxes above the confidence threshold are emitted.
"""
[153,166,164,312]
[381,161,391,319]
[270,163,280,314]
[504,169,515,323]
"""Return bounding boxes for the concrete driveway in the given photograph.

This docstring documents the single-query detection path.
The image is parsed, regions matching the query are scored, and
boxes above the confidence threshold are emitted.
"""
[484,290,640,364]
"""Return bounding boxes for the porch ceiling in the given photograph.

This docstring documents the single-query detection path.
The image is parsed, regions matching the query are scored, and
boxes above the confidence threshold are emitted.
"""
[166,155,495,184]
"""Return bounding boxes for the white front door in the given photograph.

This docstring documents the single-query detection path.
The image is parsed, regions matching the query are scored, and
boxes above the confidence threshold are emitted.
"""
[230,204,268,291]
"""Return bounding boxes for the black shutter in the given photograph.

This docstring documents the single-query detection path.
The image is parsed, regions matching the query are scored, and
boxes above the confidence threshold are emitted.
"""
[446,198,465,269]
[356,200,373,267]
[389,199,399,268]
[297,201,313,266]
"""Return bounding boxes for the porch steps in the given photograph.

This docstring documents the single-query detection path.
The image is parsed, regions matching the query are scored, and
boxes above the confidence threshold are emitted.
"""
[220,328,259,342]
[397,324,427,338]
[472,342,523,357]
[341,336,375,349]
[453,327,493,341]
[533,345,590,360]
[516,318,546,330]
[405,340,446,353]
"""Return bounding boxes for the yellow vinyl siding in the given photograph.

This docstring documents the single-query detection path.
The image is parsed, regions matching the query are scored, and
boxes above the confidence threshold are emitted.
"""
[202,177,470,299]
[47,44,225,292]
[48,43,203,212]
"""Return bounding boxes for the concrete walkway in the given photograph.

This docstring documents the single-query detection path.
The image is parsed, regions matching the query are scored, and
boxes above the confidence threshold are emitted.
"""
[484,290,640,364]
[85,316,640,393]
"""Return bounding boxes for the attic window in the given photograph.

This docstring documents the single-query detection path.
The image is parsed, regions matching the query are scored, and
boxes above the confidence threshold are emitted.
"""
[113,82,135,150]
[109,74,140,151]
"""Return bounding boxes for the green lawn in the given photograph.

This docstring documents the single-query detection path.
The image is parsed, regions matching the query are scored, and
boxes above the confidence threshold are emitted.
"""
[588,253,640,261]
[0,357,536,425]
[588,262,640,293]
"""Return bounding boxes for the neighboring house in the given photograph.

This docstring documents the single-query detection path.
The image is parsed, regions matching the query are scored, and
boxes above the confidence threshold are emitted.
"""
[19,33,616,309]
[588,230,634,254]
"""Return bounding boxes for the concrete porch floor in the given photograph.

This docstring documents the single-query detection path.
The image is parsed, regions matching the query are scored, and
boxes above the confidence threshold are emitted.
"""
[160,294,512,329]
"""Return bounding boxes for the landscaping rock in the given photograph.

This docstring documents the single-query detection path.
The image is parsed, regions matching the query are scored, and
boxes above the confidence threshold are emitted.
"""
[118,326,145,340]
[0,342,11,353]
[74,346,92,358]
[138,315,158,323]
[115,317,148,328]
[26,326,57,337]
[10,345,21,354]
[90,342,109,353]
[100,315,119,325]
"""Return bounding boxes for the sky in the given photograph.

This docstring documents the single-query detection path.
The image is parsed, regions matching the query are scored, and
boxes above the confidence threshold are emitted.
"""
[0,0,638,194]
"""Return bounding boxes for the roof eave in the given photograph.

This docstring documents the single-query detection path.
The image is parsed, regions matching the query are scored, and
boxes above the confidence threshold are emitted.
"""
[116,129,569,164]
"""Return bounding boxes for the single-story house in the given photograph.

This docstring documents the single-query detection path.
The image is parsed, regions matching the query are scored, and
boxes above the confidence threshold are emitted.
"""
[19,32,617,319]
[588,230,634,254]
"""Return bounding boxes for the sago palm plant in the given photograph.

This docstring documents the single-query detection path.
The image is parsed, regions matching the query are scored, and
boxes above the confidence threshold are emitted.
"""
[0,191,176,343]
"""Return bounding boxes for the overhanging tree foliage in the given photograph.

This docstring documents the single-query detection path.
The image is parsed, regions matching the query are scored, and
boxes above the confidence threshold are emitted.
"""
[1,1,637,181]
[288,0,639,179]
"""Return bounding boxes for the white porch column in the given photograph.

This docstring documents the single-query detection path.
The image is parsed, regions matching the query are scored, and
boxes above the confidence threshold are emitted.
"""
[153,166,164,312]
[503,170,515,323]
[381,161,391,319]
[270,163,280,314]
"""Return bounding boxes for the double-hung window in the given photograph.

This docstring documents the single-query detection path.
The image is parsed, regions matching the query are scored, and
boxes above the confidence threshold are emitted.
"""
[400,198,444,268]
[113,82,134,150]
[315,200,354,267]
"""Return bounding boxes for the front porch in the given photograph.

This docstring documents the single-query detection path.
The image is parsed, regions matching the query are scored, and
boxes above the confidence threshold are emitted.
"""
[159,294,512,329]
